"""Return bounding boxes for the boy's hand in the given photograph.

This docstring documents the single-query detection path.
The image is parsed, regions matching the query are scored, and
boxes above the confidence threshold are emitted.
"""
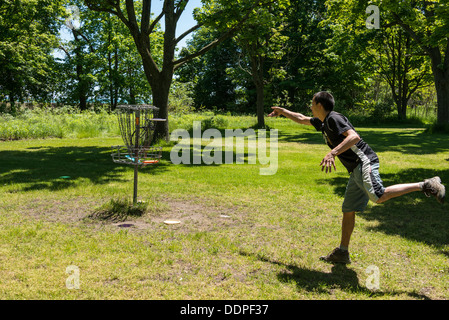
[268,106,283,117]
[320,152,337,173]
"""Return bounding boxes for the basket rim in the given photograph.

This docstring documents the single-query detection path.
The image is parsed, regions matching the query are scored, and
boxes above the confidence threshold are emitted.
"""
[111,145,162,166]
[117,104,159,111]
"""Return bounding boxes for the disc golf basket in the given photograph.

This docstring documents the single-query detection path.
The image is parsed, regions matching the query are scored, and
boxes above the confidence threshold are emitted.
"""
[111,105,166,206]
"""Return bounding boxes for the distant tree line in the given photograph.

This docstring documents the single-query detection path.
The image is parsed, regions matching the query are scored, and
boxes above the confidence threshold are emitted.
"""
[1,1,447,136]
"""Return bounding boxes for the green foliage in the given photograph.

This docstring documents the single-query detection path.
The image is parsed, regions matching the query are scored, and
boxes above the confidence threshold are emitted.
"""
[179,0,382,117]
[232,0,290,127]
[168,81,195,115]
[0,0,443,125]
[0,0,66,105]
[325,0,449,124]
[325,0,434,120]
[55,1,162,108]
[176,27,240,112]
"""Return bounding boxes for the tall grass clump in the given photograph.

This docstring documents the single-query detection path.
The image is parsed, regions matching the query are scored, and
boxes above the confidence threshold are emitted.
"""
[88,198,148,222]
[0,105,262,141]
[168,111,258,133]
[0,106,119,140]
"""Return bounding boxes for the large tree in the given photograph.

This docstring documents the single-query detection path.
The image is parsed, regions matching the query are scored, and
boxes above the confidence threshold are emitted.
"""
[369,26,433,120]
[326,0,449,124]
[177,26,240,111]
[0,0,66,112]
[233,1,289,128]
[57,1,160,109]
[269,0,370,113]
[385,0,449,124]
[84,0,273,140]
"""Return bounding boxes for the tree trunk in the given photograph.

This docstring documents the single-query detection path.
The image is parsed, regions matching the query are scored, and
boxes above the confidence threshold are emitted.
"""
[114,48,119,108]
[151,78,171,142]
[431,65,449,125]
[129,86,136,105]
[393,16,449,124]
[255,83,265,128]
[434,74,449,125]
[74,32,88,111]
[249,50,265,129]
[132,36,172,141]
[77,57,88,110]
[108,50,114,110]
[127,1,176,142]
[398,97,407,120]
[9,94,16,115]
[429,47,449,124]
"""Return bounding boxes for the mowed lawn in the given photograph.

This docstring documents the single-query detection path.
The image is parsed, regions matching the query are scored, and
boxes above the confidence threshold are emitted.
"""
[0,118,448,300]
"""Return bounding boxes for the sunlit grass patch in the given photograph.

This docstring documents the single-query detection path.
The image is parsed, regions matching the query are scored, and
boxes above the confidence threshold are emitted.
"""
[0,116,448,299]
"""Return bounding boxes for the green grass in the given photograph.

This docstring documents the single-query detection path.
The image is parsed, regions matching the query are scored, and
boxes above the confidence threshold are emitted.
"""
[0,116,448,299]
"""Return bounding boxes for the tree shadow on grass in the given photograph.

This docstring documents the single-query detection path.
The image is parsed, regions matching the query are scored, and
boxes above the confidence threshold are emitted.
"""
[0,144,249,193]
[359,129,449,155]
[277,127,449,155]
[361,199,449,249]
[0,146,170,192]
[277,128,325,145]
[160,141,264,168]
[239,250,430,299]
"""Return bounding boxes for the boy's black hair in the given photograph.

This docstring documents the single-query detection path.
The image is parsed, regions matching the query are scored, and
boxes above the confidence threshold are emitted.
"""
[313,91,335,112]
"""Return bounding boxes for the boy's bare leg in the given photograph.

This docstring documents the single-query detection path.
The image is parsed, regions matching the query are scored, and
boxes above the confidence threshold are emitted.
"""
[320,212,354,264]
[376,183,421,204]
[340,211,356,249]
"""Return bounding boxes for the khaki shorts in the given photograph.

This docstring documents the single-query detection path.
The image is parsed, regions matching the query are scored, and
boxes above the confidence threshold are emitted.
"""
[342,162,385,212]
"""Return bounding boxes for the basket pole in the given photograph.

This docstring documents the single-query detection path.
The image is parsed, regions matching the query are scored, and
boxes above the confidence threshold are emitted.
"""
[133,109,140,206]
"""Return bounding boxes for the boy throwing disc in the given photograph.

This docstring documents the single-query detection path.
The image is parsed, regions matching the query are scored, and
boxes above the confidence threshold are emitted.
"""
[268,91,445,264]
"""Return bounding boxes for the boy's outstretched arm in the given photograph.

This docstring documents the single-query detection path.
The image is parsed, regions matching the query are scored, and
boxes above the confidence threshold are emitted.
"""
[268,107,312,126]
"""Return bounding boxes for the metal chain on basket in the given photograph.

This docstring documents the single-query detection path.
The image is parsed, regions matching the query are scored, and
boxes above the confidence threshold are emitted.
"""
[112,105,164,167]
